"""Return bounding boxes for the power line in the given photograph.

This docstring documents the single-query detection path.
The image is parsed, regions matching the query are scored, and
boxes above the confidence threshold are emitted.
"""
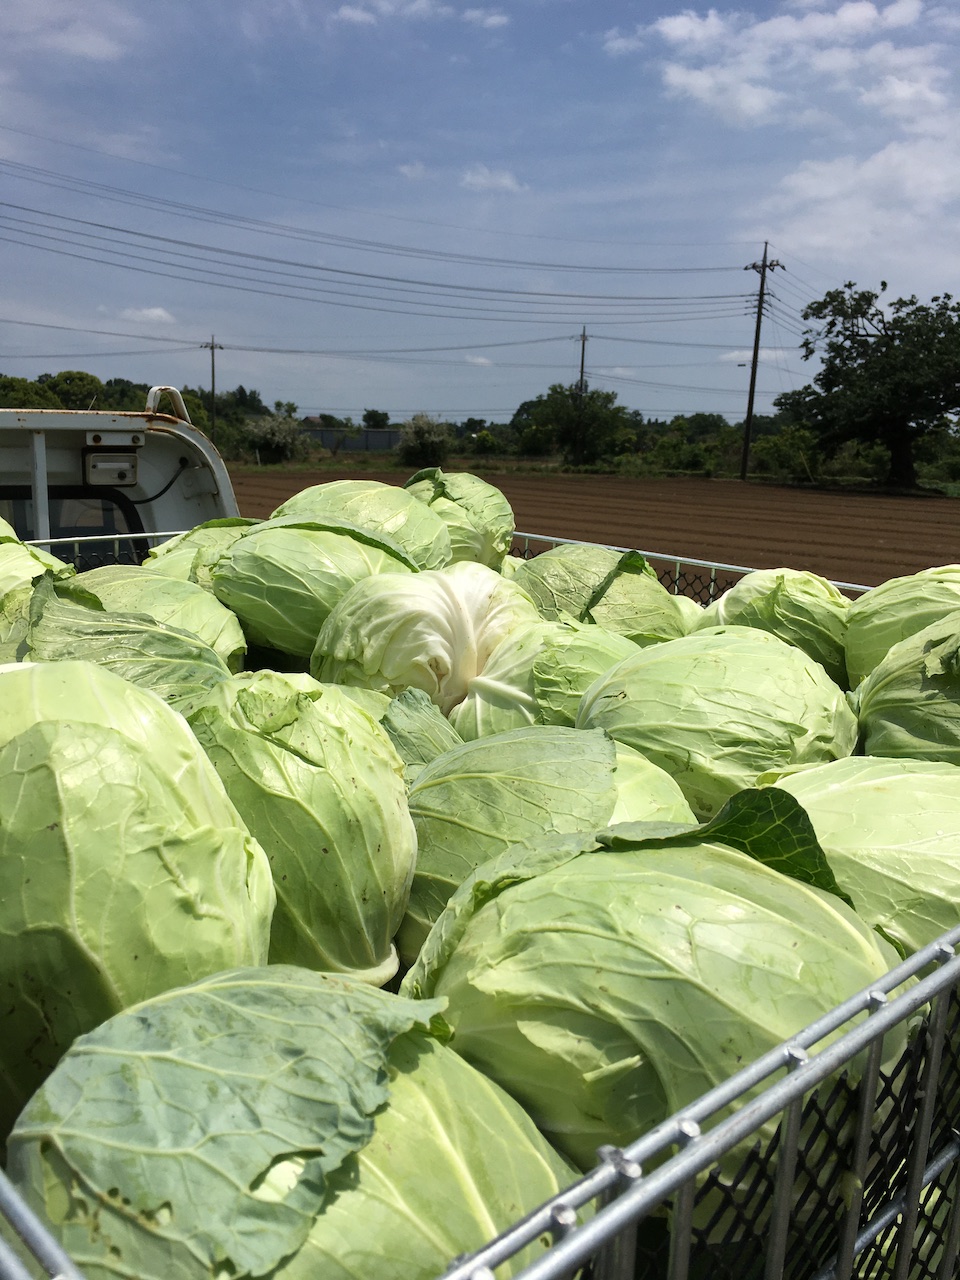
[0,124,761,251]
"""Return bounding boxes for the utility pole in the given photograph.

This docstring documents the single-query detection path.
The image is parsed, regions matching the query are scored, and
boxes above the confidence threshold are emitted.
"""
[202,335,223,444]
[740,243,783,480]
[577,325,588,393]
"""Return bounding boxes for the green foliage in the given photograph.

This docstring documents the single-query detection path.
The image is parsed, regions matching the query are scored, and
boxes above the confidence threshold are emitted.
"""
[396,412,452,468]
[775,283,960,488]
[362,407,390,431]
[509,383,637,466]
[0,375,62,408]
[243,411,309,463]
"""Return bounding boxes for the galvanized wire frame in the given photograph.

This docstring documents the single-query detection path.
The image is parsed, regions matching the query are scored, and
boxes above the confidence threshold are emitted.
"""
[509,532,871,603]
[439,927,960,1280]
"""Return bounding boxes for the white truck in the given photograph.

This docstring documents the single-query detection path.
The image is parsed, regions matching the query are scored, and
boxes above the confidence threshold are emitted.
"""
[0,386,238,568]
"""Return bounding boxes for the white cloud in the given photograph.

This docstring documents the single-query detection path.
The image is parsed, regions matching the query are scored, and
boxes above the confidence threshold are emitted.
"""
[460,163,525,191]
[333,5,377,22]
[465,354,492,365]
[331,0,453,22]
[398,160,427,179]
[120,307,176,324]
[602,27,645,55]
[661,62,787,123]
[719,348,790,364]
[0,0,142,60]
[610,0,945,129]
[462,9,509,29]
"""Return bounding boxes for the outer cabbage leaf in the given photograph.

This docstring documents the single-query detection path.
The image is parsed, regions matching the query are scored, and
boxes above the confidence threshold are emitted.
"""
[379,687,464,783]
[533,620,641,726]
[7,969,445,1280]
[767,756,960,955]
[403,468,515,568]
[0,537,74,599]
[22,574,231,709]
[145,517,259,588]
[311,561,540,715]
[275,1033,578,1280]
[400,724,689,964]
[0,661,274,1136]
[73,562,247,671]
[185,671,417,985]
[577,625,858,819]
[845,565,960,687]
[698,567,850,688]
[210,516,418,658]
[403,790,901,1171]
[511,544,691,644]
[271,479,452,569]
[855,612,960,763]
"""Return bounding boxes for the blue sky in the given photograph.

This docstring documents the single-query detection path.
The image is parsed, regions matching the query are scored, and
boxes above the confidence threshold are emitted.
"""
[0,0,957,425]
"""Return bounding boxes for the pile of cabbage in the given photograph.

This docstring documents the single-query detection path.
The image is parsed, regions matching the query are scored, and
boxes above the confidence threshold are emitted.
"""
[2,473,960,1279]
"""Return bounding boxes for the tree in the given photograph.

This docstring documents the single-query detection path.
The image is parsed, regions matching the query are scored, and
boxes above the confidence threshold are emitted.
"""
[509,383,636,465]
[774,283,960,488]
[362,408,390,431]
[396,413,451,468]
[42,370,105,410]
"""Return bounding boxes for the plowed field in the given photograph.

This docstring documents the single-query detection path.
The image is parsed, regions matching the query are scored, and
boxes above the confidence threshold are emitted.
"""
[229,467,960,589]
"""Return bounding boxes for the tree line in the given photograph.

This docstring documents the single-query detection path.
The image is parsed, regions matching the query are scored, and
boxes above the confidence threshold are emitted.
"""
[3,283,958,489]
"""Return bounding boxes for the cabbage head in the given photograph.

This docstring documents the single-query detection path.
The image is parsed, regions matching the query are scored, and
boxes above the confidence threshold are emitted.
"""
[0,661,274,1137]
[403,789,902,1171]
[311,561,540,715]
[845,565,960,687]
[21,574,232,710]
[8,968,575,1280]
[697,567,850,687]
[211,516,418,658]
[271,479,452,569]
[403,468,515,568]
[185,671,417,985]
[767,756,960,955]
[399,724,693,964]
[73,562,246,671]
[448,617,639,740]
[511,544,692,644]
[577,626,857,819]
[854,612,960,763]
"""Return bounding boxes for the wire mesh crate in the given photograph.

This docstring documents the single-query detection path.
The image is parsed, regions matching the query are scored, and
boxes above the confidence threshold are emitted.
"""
[509,532,871,605]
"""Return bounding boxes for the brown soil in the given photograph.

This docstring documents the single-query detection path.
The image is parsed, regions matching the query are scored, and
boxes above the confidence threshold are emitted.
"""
[228,467,960,589]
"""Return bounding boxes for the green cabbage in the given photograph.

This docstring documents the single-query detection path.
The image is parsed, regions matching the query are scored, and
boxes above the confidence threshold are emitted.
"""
[577,626,858,819]
[854,612,960,763]
[448,617,639,740]
[511,544,692,644]
[403,468,515,568]
[845,565,960,687]
[0,661,274,1137]
[271,479,452,569]
[9,969,574,1280]
[184,671,417,985]
[145,517,259,588]
[211,516,418,658]
[697,567,850,687]
[767,756,960,955]
[404,790,902,1171]
[400,724,693,964]
[73,562,247,671]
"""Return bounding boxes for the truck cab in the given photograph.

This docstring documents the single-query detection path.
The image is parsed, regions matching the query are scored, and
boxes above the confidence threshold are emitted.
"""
[0,386,239,569]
